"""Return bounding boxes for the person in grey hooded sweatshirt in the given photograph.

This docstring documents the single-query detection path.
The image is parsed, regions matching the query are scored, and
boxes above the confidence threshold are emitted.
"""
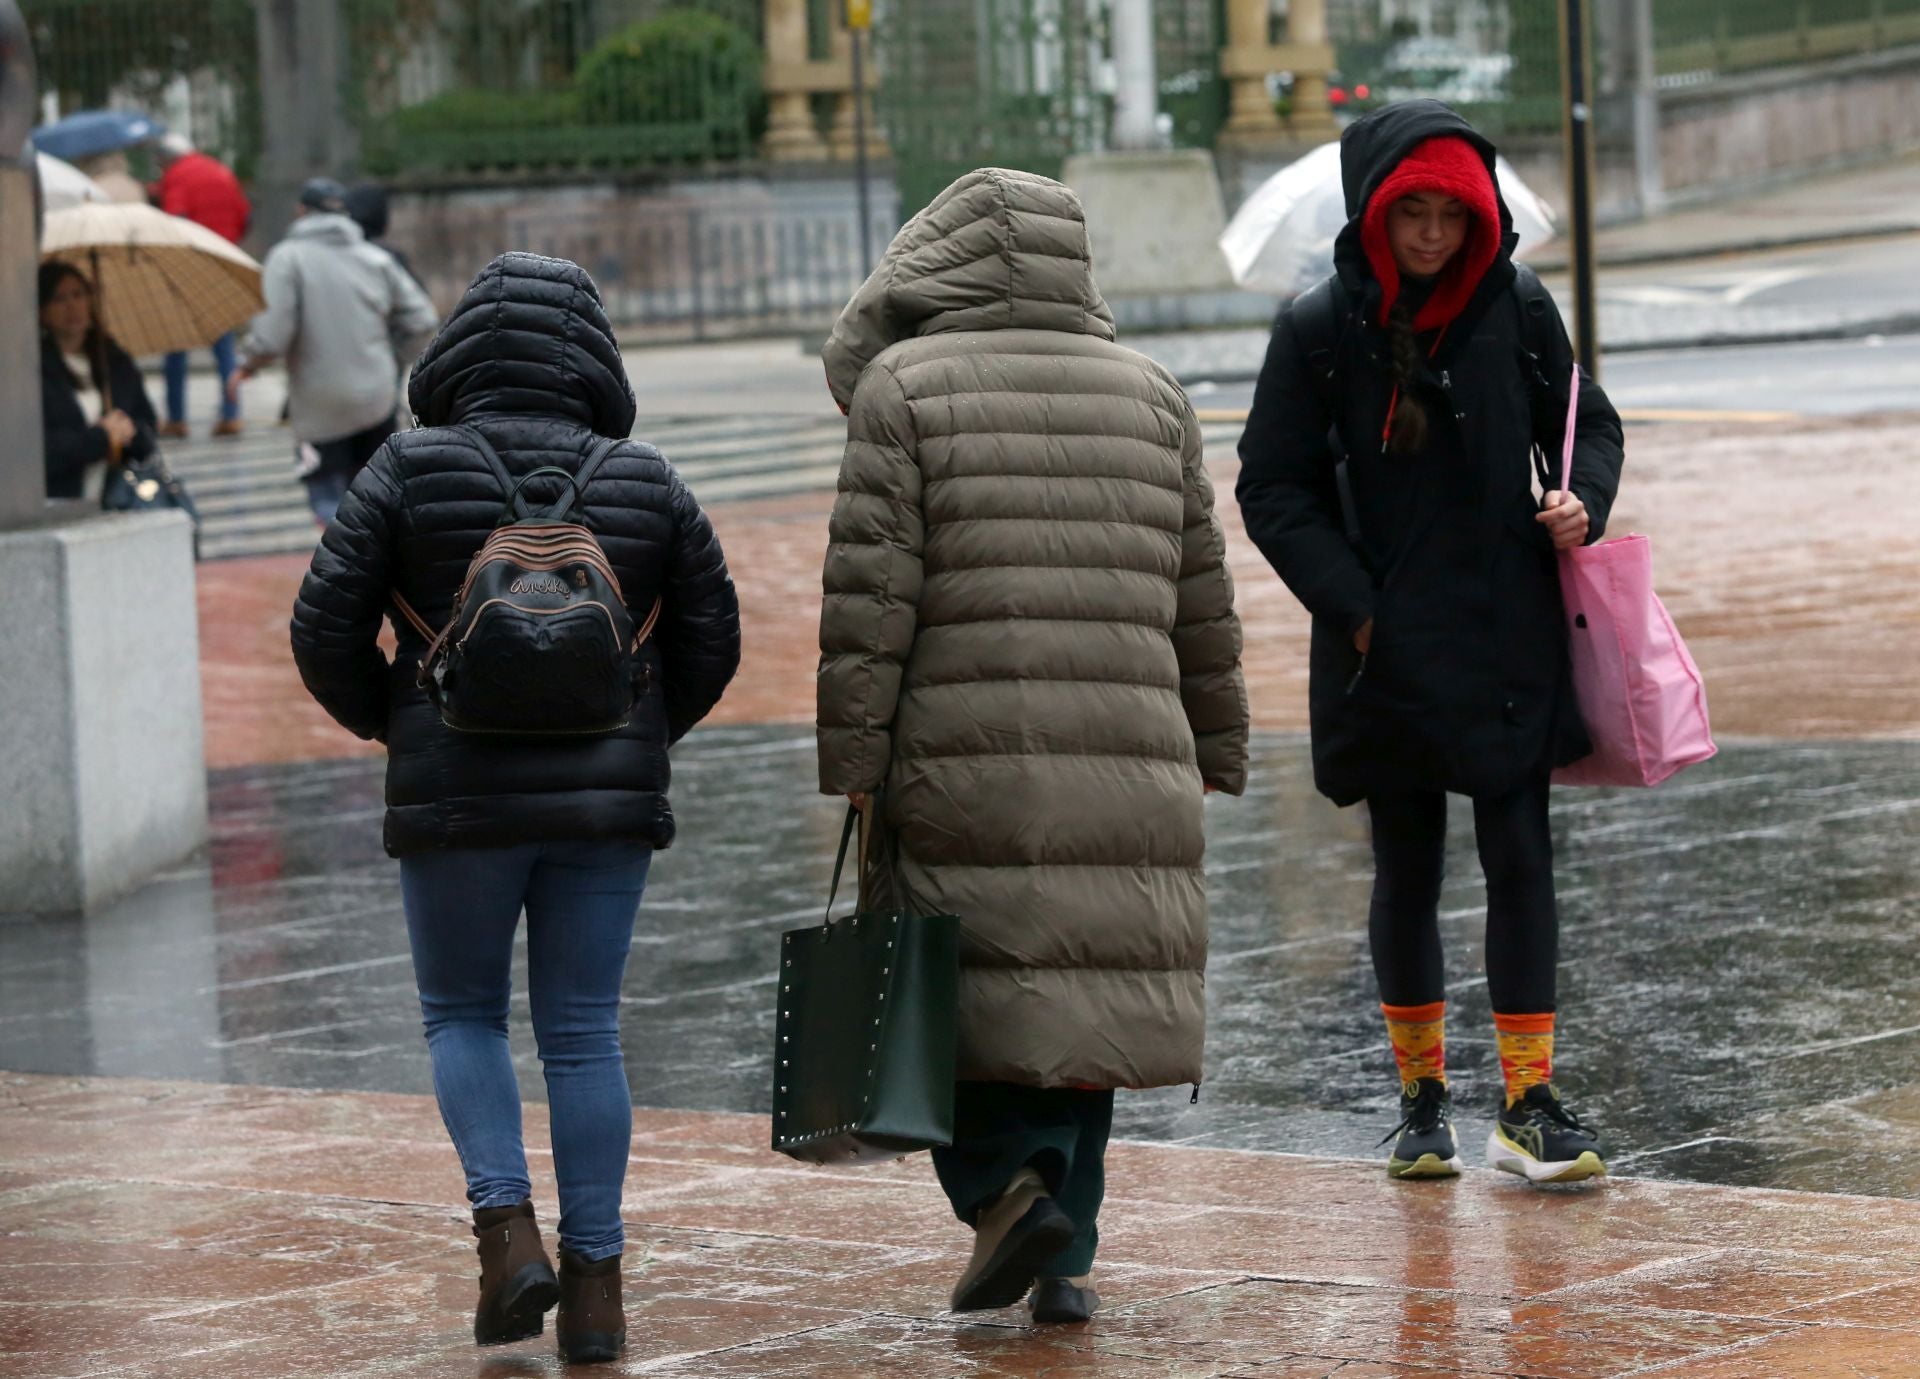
[231,177,438,523]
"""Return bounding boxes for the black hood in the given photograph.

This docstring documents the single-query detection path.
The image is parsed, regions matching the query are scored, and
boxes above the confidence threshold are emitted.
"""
[408,252,637,437]
[1333,100,1516,298]
[344,184,390,240]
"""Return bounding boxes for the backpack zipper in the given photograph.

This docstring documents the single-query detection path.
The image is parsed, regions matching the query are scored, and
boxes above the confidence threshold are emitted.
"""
[455,597,624,654]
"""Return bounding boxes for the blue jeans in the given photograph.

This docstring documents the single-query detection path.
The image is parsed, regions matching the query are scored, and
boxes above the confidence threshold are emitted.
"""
[163,332,239,424]
[400,840,652,1261]
[304,468,351,526]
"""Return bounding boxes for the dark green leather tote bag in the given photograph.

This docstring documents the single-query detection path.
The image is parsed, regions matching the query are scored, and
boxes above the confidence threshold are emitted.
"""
[771,803,958,1164]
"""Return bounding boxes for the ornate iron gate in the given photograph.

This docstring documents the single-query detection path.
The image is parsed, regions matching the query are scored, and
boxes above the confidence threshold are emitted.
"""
[1156,0,1227,154]
[877,0,1107,219]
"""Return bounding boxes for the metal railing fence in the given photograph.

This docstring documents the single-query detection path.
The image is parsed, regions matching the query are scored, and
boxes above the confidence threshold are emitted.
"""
[408,195,904,340]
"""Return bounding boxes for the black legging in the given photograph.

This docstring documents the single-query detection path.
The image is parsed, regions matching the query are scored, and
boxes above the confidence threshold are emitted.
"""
[1366,774,1558,1013]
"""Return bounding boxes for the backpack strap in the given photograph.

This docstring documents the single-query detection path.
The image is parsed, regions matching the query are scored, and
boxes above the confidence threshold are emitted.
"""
[552,435,622,520]
[573,435,623,491]
[1510,263,1559,364]
[379,428,441,651]
[1287,277,1348,419]
[1286,278,1364,548]
[1510,263,1565,490]
[566,436,666,650]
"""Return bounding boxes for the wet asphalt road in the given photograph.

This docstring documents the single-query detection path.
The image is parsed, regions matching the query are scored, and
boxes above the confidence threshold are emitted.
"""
[3,727,1916,1200]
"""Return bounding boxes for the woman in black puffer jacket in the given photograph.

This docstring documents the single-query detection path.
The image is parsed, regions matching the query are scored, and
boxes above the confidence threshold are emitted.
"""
[290,253,740,1364]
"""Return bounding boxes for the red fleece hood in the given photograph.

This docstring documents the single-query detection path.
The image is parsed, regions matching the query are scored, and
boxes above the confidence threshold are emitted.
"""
[1360,135,1501,332]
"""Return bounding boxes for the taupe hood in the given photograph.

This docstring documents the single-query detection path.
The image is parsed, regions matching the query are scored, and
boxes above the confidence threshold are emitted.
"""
[822,167,1117,411]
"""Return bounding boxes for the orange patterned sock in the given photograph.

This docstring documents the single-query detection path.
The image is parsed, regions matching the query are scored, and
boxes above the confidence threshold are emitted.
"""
[1381,1000,1447,1088]
[1494,1011,1556,1107]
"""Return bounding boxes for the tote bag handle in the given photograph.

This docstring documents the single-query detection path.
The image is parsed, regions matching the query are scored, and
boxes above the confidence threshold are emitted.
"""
[1559,367,1580,494]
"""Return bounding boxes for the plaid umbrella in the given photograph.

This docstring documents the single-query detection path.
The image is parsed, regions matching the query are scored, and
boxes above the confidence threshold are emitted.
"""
[41,202,264,358]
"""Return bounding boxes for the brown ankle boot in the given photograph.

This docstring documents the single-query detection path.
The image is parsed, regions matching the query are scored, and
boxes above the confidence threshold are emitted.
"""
[471,1200,559,1345]
[556,1246,625,1363]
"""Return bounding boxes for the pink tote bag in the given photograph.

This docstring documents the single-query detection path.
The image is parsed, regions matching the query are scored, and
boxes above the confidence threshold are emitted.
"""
[1551,372,1716,788]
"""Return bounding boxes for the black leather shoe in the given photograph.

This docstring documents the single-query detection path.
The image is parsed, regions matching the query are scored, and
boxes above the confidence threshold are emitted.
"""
[950,1191,1077,1312]
[1029,1276,1099,1324]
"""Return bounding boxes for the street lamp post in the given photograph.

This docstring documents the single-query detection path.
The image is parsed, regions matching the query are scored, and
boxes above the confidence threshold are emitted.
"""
[1559,0,1601,376]
[847,0,874,274]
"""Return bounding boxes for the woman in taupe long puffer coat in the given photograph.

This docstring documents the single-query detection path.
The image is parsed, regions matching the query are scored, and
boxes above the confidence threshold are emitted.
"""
[816,168,1250,1323]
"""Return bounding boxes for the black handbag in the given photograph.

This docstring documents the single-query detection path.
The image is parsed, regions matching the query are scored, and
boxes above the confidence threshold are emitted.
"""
[102,455,202,557]
[771,802,959,1164]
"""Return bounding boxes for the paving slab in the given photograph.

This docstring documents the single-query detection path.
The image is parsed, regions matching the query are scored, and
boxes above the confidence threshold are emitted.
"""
[2,1073,1917,1379]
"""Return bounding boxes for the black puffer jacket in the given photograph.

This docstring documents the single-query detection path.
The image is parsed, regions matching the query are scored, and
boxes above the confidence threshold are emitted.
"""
[289,253,741,856]
[41,334,159,499]
[1237,101,1624,806]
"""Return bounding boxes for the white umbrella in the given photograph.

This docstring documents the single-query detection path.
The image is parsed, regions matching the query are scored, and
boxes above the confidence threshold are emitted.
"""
[41,201,265,358]
[35,152,110,212]
[1220,140,1558,297]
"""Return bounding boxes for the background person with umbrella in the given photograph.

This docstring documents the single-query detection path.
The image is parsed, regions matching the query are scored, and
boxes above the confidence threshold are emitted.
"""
[39,196,266,543]
[37,259,156,500]
[151,132,250,439]
[230,178,437,526]
[32,109,160,206]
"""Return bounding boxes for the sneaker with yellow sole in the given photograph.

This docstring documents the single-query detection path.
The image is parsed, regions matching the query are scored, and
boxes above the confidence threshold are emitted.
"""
[1489,1084,1607,1185]
[1380,1077,1463,1180]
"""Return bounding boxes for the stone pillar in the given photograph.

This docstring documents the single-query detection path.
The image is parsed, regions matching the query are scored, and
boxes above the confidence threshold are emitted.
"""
[1222,0,1282,140]
[1285,0,1341,143]
[1220,0,1339,147]
[763,0,830,161]
[0,0,45,527]
[253,0,357,249]
[1111,0,1159,150]
[0,512,208,913]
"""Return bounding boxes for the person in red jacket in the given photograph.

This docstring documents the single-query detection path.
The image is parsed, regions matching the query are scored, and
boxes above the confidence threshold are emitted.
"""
[153,133,250,438]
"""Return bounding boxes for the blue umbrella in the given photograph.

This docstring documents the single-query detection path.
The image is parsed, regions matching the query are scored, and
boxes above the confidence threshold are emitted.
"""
[32,110,163,161]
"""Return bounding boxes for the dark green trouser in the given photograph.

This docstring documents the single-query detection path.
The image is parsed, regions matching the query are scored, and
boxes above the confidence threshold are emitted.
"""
[930,1081,1115,1278]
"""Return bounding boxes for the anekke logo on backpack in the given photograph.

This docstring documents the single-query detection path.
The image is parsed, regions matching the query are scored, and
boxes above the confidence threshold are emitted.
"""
[509,574,573,597]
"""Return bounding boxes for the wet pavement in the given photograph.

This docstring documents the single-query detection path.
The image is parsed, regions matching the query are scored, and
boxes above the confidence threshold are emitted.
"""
[5,1071,1920,1378]
[2,727,1917,1201]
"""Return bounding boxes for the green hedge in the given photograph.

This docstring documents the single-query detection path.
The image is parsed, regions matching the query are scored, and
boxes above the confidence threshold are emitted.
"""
[359,8,766,175]
[576,10,765,155]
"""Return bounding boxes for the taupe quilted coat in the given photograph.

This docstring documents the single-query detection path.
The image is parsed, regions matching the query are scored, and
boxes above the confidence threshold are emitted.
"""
[816,169,1250,1091]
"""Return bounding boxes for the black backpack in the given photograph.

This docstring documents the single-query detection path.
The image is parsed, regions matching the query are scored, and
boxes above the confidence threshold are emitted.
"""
[392,426,660,736]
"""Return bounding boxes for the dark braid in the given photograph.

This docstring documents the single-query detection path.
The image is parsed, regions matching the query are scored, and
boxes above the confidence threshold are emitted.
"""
[1385,299,1429,455]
